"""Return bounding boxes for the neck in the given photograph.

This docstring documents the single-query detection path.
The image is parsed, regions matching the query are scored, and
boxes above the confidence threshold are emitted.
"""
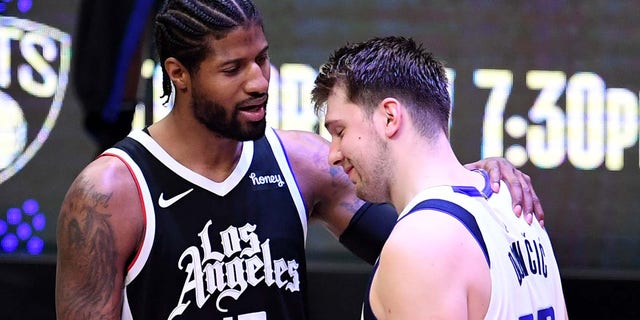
[148,111,245,182]
[388,133,484,213]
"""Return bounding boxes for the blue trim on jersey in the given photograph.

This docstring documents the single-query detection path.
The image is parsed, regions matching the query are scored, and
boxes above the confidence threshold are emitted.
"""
[452,169,493,199]
[270,129,310,215]
[102,0,155,122]
[399,199,490,266]
[477,169,493,198]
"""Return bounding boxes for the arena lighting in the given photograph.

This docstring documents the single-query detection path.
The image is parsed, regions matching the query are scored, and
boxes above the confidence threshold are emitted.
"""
[0,199,45,254]
[0,0,33,14]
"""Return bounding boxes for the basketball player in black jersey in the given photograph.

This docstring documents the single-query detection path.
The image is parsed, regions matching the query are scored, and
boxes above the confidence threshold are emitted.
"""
[56,1,545,319]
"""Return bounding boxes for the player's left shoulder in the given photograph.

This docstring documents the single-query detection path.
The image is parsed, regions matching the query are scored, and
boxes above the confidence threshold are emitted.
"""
[389,210,485,263]
[380,210,489,295]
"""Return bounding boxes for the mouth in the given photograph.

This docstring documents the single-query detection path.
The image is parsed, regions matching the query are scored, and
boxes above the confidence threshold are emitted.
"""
[238,98,267,122]
[343,166,355,183]
[239,96,268,109]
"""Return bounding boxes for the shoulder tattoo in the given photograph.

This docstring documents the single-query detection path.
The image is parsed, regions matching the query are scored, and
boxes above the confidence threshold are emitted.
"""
[58,175,120,317]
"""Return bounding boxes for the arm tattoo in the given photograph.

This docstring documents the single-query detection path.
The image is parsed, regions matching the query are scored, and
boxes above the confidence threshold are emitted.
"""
[327,163,363,214]
[59,176,121,318]
[340,197,364,215]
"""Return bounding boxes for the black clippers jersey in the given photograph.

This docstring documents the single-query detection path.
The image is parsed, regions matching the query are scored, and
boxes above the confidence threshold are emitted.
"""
[105,127,309,320]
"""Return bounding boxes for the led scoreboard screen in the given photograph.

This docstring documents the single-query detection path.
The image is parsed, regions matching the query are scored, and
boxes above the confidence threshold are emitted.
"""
[1,0,639,279]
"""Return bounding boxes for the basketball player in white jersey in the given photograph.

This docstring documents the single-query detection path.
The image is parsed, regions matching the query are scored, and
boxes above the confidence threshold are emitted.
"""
[312,36,568,319]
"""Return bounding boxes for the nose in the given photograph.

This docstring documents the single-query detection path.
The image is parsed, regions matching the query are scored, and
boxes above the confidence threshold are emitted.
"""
[327,139,343,167]
[245,62,270,95]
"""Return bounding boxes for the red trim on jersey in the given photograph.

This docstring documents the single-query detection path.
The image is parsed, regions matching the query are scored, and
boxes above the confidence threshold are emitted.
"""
[100,152,148,272]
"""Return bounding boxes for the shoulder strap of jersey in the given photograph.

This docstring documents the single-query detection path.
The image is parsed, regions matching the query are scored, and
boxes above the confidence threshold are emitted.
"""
[400,199,490,266]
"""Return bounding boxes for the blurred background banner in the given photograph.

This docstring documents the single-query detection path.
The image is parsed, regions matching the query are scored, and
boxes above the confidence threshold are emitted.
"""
[0,0,638,318]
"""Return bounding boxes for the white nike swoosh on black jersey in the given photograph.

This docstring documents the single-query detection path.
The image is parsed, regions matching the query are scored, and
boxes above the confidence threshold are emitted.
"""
[158,188,194,208]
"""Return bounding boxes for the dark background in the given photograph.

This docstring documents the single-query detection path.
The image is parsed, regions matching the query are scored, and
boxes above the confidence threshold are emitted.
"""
[1,0,639,318]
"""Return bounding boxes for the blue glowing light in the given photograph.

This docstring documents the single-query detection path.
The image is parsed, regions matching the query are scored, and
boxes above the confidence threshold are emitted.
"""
[27,236,43,255]
[17,0,32,13]
[32,213,46,231]
[0,0,32,13]
[17,222,32,240]
[23,198,39,215]
[1,198,46,254]
[2,233,18,252]
[6,207,21,225]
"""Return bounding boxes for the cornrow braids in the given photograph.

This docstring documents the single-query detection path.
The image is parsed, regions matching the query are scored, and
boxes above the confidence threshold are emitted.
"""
[154,0,263,103]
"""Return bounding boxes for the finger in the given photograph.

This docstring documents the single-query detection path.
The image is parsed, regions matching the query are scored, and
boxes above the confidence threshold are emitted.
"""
[493,181,501,193]
[519,172,546,226]
[464,159,502,192]
[525,212,533,224]
[463,160,483,172]
[505,177,524,217]
[527,176,545,223]
[512,204,523,217]
[483,158,503,193]
[518,172,534,220]
[492,160,526,216]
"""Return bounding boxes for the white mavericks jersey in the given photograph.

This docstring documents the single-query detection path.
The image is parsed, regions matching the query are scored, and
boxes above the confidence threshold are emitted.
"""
[397,179,567,319]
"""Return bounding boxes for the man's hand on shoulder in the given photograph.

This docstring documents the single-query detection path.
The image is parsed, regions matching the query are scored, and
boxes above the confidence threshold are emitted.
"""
[464,157,544,226]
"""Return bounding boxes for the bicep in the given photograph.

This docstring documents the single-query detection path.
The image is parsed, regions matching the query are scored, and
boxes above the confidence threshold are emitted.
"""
[278,130,362,236]
[56,158,142,319]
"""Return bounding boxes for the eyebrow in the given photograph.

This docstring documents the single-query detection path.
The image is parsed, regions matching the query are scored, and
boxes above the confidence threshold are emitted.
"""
[219,45,269,67]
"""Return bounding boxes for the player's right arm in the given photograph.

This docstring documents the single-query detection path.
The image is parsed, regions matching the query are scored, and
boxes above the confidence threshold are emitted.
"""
[55,156,144,320]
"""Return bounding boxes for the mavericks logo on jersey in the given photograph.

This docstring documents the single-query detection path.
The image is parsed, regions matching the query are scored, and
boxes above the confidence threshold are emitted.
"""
[169,220,300,319]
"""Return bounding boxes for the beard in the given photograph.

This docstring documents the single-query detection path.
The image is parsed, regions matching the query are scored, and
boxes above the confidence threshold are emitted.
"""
[192,88,267,141]
[353,133,391,204]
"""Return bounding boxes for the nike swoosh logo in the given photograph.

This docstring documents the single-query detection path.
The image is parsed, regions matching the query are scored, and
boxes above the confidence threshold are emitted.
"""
[158,188,194,208]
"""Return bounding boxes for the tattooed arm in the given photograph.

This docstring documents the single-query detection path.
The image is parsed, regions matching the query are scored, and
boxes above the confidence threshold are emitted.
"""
[276,129,362,236]
[56,157,144,320]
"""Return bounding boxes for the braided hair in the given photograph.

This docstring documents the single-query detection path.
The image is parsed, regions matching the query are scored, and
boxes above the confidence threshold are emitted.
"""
[154,0,263,103]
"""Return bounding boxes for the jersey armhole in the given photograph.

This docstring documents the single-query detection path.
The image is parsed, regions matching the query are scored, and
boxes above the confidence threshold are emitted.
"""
[101,148,157,282]
[401,199,490,267]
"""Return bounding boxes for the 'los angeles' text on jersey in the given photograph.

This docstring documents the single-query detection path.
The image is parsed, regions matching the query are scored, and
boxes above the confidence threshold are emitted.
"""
[170,221,300,318]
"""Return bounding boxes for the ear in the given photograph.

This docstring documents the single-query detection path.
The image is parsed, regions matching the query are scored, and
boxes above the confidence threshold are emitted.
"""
[164,57,190,92]
[379,97,402,138]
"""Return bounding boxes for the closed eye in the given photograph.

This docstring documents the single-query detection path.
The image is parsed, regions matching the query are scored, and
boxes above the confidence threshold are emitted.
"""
[329,127,345,139]
[324,120,344,138]
[223,66,240,75]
